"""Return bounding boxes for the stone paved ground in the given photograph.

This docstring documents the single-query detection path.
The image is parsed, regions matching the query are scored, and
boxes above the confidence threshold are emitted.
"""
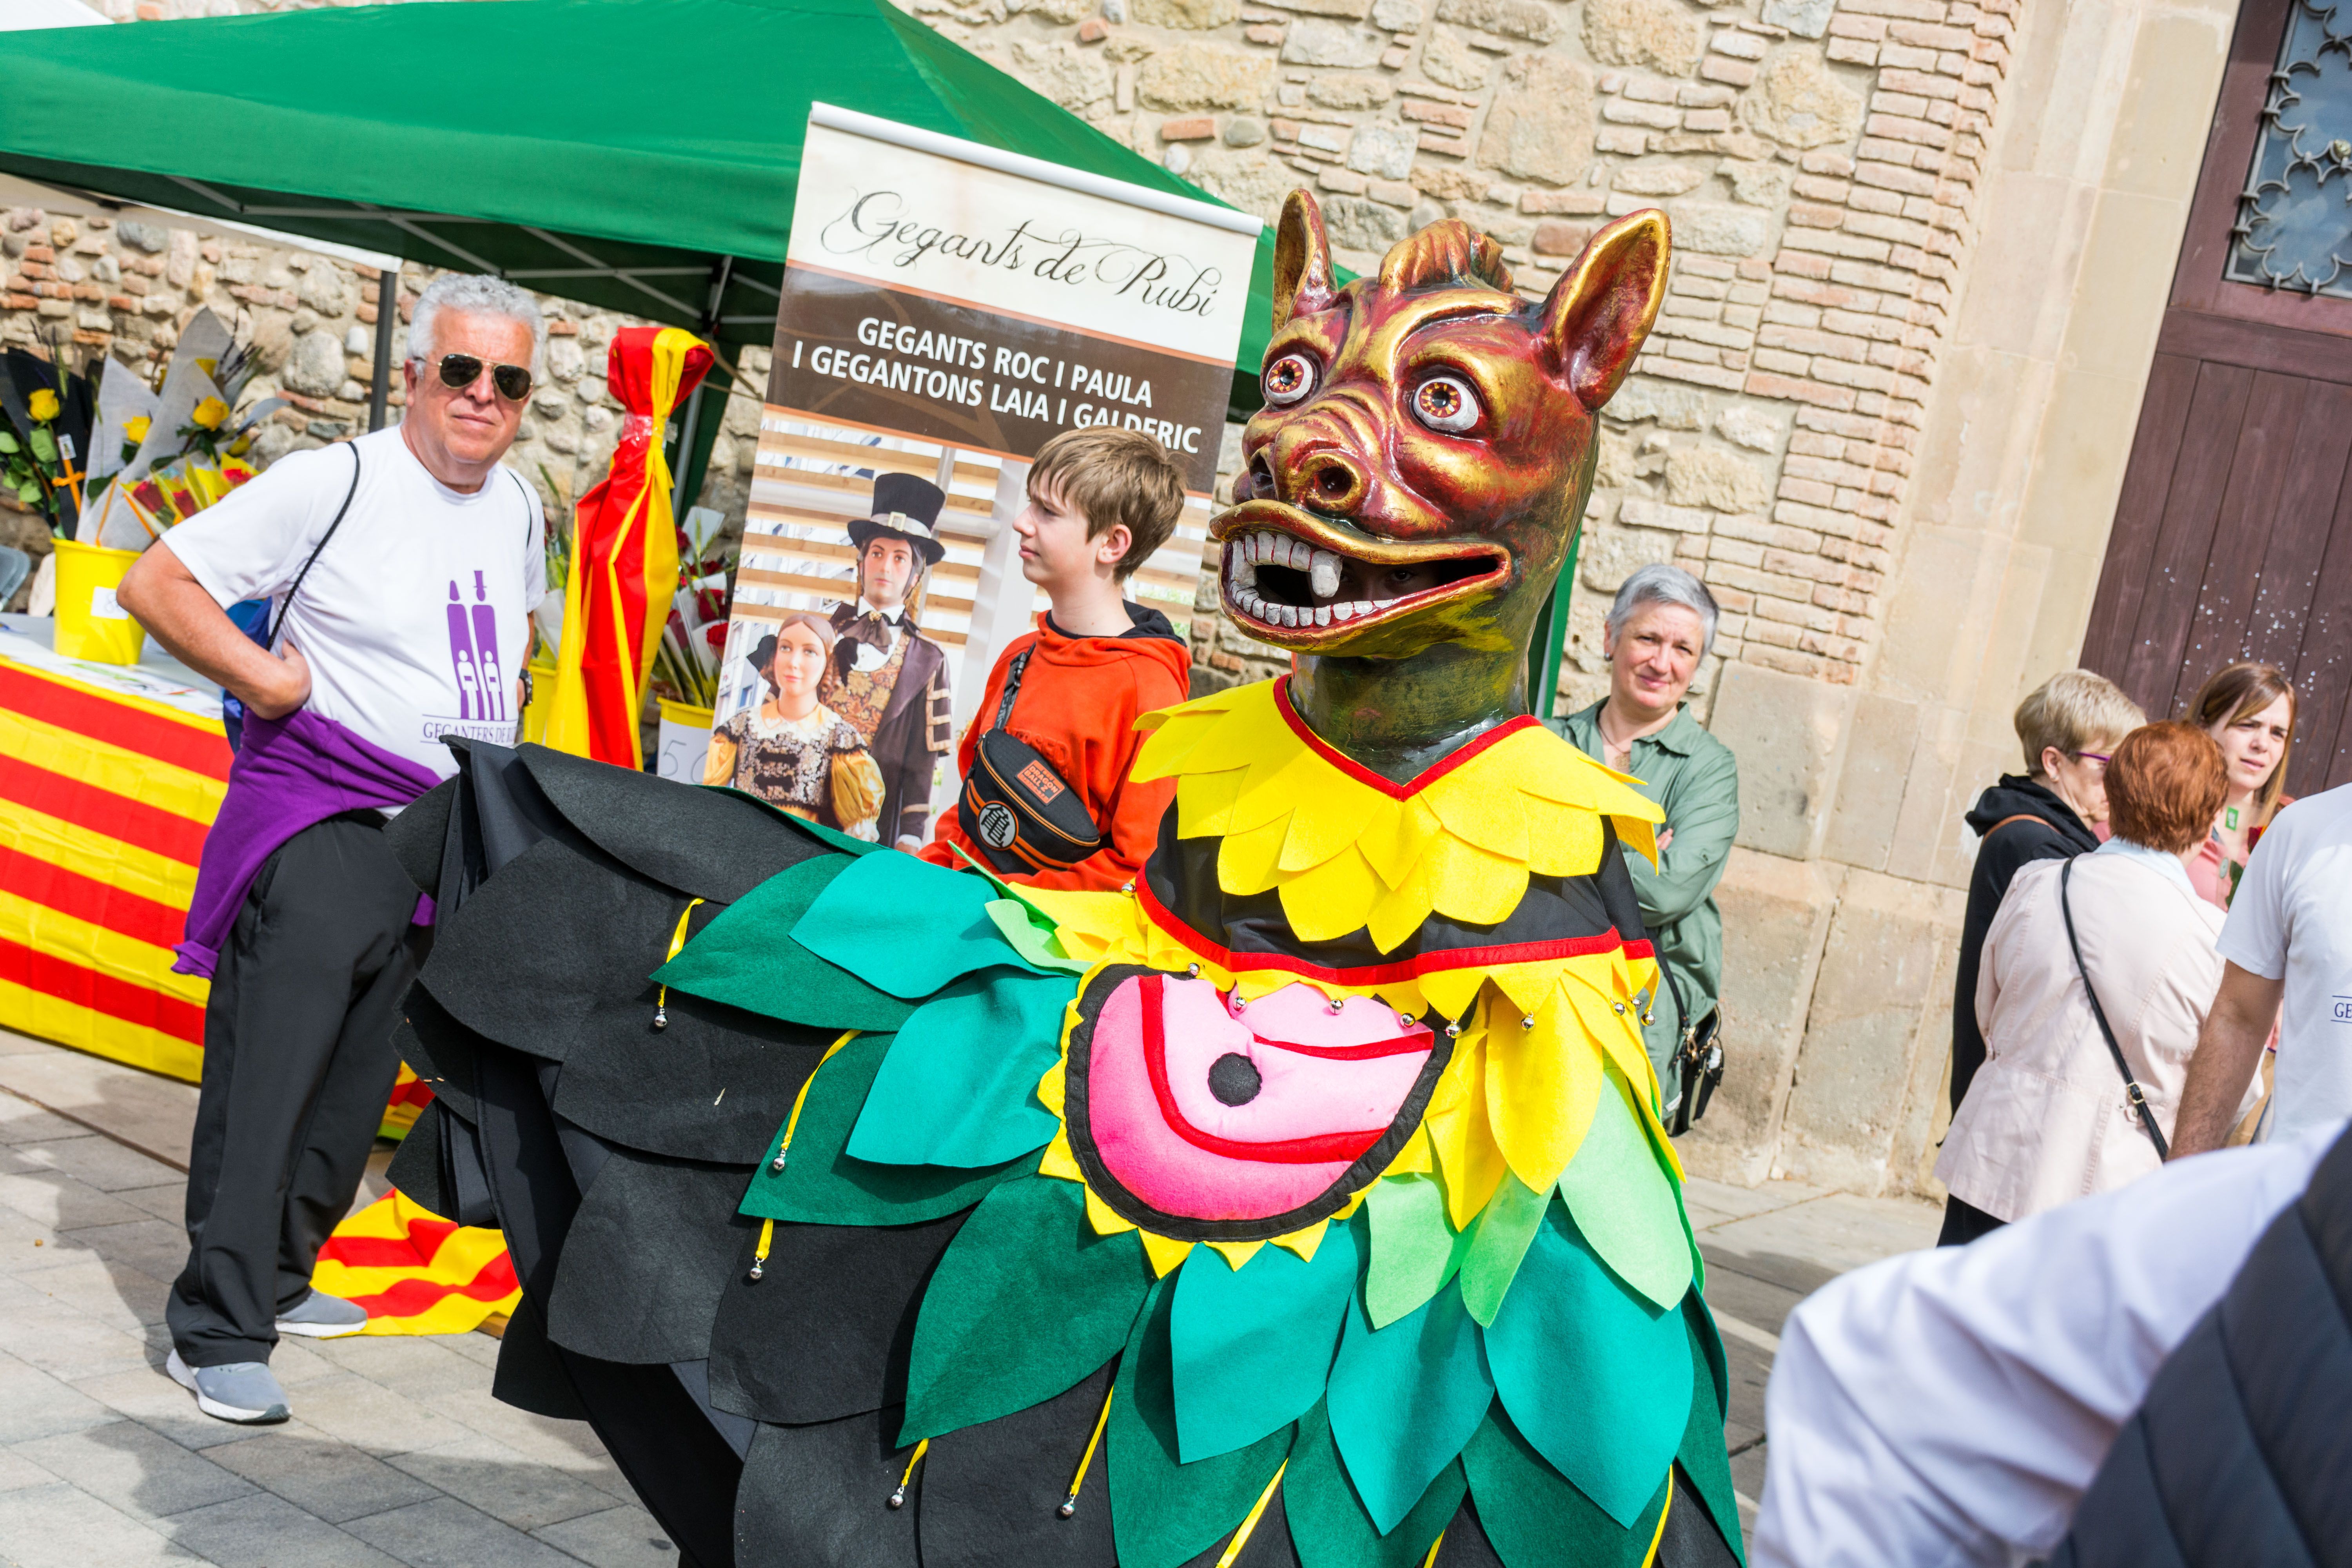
[0,1027,1939,1563]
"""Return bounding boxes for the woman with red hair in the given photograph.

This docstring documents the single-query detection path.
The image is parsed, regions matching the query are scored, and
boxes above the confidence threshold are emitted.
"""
[1935,723,2265,1245]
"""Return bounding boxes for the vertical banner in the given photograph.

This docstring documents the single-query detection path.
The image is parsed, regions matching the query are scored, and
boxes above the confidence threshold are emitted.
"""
[708,104,1261,849]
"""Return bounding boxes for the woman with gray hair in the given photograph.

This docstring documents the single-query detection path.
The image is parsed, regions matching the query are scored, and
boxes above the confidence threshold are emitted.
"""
[1550,563,1741,1126]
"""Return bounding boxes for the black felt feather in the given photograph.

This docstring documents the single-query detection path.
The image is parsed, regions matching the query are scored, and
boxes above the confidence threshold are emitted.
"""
[918,1361,1119,1568]
[547,1149,760,1365]
[735,1409,923,1568]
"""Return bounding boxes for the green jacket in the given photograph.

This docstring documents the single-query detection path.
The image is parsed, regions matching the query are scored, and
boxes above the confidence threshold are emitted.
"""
[1550,701,1740,1089]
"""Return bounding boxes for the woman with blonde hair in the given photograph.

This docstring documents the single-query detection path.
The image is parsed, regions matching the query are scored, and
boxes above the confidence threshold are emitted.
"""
[1935,722,2261,1245]
[704,613,885,839]
[2183,660,2296,908]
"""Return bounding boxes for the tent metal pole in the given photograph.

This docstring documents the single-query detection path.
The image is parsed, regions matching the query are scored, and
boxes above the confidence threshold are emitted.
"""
[368,268,397,432]
[669,256,735,519]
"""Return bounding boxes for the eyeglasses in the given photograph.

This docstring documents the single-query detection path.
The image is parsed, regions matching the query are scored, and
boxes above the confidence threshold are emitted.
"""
[2072,750,2112,769]
[422,353,532,402]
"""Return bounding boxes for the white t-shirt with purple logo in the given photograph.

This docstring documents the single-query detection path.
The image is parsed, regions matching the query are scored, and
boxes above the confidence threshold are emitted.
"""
[162,426,545,780]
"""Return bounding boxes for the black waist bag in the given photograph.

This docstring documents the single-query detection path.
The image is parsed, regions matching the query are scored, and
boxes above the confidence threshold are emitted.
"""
[958,647,1103,875]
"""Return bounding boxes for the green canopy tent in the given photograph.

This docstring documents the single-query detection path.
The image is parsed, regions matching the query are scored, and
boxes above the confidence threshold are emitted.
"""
[0,0,1288,503]
[0,0,1576,710]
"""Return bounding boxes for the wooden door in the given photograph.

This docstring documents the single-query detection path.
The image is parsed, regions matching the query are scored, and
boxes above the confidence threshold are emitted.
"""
[2082,0,2352,795]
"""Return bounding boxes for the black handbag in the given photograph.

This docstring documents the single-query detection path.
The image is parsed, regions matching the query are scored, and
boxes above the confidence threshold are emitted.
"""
[956,647,1103,876]
[2058,858,2171,1160]
[1662,964,1724,1137]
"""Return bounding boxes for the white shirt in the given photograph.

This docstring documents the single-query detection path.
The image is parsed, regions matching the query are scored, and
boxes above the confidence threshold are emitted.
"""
[1753,1121,2343,1568]
[2215,784,2352,1142]
[162,427,544,779]
[2089,833,2196,897]
[844,602,904,674]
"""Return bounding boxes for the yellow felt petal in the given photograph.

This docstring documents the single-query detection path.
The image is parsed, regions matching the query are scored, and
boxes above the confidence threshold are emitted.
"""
[1523,793,1604,877]
[1423,769,1530,861]
[1380,1123,1434,1178]
[1425,1038,1508,1230]
[1279,847,1379,943]
[1039,1127,1084,1182]
[1217,812,1294,895]
[1359,793,1441,889]
[1419,966,1486,1024]
[1279,776,1382,873]
[1490,958,1563,1018]
[1425,832,1530,928]
[1365,860,1438,955]
[1486,991,1604,1193]
[1226,745,1328,838]
[1084,1184,1138,1236]
[1614,813,1661,869]
[1175,697,1285,778]
[1141,1231,1195,1276]
[1207,1239,1265,1270]
[1130,706,1226,780]
[1270,1221,1329,1261]
[1036,1059,1067,1117]
[1176,764,1252,838]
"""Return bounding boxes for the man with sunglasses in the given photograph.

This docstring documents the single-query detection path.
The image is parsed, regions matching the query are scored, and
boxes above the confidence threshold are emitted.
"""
[117,273,548,1426]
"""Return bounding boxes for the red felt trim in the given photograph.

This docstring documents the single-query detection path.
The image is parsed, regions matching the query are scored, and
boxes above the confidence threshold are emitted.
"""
[1138,877,1635,985]
[1,852,185,950]
[0,665,232,782]
[1272,679,1540,800]
[1137,974,1392,1165]
[1243,1031,1435,1060]
[0,754,212,865]
[0,936,207,1044]
[1622,939,1654,962]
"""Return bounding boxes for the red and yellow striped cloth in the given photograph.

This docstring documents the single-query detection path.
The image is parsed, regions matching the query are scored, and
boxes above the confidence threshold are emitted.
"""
[0,651,512,1335]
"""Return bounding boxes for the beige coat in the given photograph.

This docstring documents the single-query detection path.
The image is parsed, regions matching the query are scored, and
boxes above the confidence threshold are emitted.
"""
[1935,850,2248,1222]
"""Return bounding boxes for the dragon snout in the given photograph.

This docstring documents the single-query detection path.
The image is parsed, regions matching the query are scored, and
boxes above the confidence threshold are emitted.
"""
[1261,436,1370,517]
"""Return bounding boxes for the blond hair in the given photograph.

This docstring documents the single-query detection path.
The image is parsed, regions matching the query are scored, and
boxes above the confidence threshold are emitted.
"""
[1027,427,1186,581]
[2014,670,2145,776]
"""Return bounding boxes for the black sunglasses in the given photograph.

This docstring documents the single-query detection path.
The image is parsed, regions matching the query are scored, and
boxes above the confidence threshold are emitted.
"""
[425,353,533,402]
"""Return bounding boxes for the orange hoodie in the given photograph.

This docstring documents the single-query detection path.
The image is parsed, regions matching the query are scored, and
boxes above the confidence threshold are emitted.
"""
[920,603,1192,893]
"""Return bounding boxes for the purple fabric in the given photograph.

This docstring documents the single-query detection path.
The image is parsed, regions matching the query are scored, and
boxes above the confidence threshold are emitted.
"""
[173,708,443,978]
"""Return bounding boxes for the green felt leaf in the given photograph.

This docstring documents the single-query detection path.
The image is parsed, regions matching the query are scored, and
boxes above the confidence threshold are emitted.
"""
[794,850,1048,1000]
[902,1175,1153,1444]
[1557,1065,1696,1311]
[738,1033,1024,1226]
[1460,1405,1669,1568]
[1362,1175,1474,1330]
[847,970,1071,1168]
[1326,1276,1493,1535]
[940,838,1057,929]
[1675,1296,1745,1564]
[1171,1215,1359,1463]
[656,856,915,1033]
[1458,1171,1551,1328]
[1109,1275,1296,1568]
[1483,1201,1693,1528]
[1286,1400,1465,1568]
[986,899,1087,973]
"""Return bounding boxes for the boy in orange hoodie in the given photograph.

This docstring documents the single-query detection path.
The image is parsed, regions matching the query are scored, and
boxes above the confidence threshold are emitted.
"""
[920,427,1192,893]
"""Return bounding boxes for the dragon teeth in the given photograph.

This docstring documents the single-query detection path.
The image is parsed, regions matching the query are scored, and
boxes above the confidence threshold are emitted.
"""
[1309,549,1340,600]
[1315,604,1332,626]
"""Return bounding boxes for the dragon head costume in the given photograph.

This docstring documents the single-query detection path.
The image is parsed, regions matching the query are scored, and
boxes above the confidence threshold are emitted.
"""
[388,191,1741,1568]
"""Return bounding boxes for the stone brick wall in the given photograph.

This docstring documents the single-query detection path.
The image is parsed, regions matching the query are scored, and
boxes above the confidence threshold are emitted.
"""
[0,203,768,607]
[938,0,2018,719]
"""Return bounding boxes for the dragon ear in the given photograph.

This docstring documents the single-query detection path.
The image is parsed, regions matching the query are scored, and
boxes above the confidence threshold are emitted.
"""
[1535,209,1671,409]
[1272,189,1341,329]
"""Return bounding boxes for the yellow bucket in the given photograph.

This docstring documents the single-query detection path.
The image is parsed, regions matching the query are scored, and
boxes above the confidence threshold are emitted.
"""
[519,657,559,745]
[655,698,716,784]
[51,538,147,666]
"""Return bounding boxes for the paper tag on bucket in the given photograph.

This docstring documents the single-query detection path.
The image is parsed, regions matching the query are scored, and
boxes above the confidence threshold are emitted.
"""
[89,586,129,621]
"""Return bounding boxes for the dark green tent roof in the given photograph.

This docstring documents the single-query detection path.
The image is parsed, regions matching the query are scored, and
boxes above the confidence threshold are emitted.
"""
[0,0,1283,412]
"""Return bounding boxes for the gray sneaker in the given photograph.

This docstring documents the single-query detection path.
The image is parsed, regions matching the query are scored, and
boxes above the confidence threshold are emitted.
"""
[276,1289,368,1339]
[166,1349,290,1424]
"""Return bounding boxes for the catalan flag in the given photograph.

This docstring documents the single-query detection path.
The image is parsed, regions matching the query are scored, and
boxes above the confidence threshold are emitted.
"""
[312,1189,521,1336]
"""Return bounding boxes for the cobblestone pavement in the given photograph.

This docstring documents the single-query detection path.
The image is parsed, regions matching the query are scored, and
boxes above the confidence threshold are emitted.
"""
[0,1028,1939,1564]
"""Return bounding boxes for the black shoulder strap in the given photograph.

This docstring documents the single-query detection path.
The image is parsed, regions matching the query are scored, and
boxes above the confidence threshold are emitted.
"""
[2059,858,2171,1161]
[991,646,1033,731]
[266,442,362,652]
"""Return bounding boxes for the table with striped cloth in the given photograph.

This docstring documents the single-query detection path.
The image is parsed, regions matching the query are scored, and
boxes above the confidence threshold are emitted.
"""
[0,617,516,1335]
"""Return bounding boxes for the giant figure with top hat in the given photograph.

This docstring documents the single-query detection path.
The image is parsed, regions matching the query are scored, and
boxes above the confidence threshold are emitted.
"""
[824,472,955,850]
[381,194,1743,1568]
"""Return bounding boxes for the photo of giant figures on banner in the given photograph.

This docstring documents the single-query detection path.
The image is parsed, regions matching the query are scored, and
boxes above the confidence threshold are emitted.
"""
[705,103,1261,848]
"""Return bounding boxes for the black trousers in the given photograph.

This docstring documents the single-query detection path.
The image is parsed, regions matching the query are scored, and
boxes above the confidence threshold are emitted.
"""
[1936,1194,2007,1247]
[168,813,423,1366]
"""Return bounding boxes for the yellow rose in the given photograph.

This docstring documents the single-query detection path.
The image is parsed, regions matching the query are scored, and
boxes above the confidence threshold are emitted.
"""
[27,389,59,422]
[190,397,229,431]
[123,415,152,445]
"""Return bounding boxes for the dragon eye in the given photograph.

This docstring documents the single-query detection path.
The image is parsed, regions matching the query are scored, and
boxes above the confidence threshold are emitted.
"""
[1262,352,1317,407]
[1412,374,1481,434]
